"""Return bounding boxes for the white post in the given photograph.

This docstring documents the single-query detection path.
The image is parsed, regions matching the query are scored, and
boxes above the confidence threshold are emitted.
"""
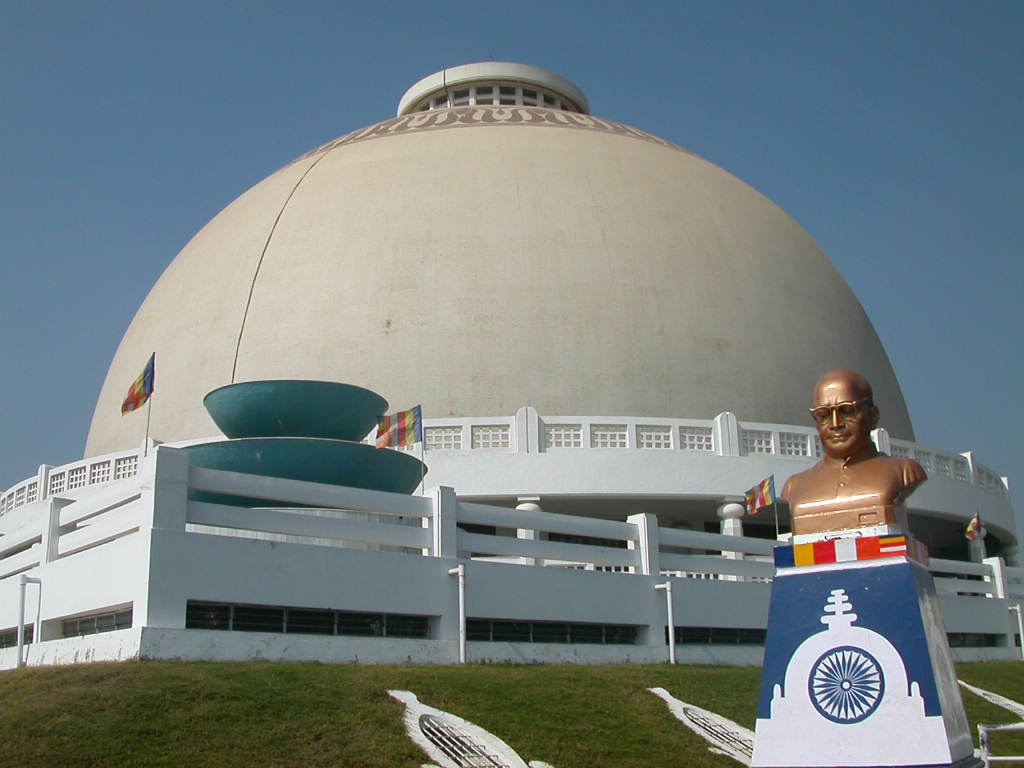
[1009,605,1024,662]
[984,556,1007,598]
[713,412,741,457]
[430,486,459,558]
[717,501,746,581]
[516,497,542,566]
[448,563,466,663]
[628,513,660,576]
[41,497,73,563]
[655,580,675,664]
[17,575,42,669]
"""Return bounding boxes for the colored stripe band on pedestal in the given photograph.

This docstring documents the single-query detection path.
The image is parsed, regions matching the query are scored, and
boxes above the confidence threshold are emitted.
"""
[773,534,927,568]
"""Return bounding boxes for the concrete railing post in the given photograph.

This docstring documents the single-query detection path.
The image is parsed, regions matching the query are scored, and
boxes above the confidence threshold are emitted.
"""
[145,446,190,532]
[961,451,978,488]
[516,497,542,566]
[871,427,891,455]
[983,556,1006,598]
[429,486,458,558]
[41,497,74,563]
[137,446,191,633]
[515,406,540,453]
[717,501,746,581]
[714,412,740,457]
[984,556,1017,656]
[627,513,660,576]
[36,464,52,503]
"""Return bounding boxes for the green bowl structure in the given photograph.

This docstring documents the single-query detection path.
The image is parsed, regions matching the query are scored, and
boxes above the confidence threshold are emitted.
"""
[203,380,387,441]
[184,437,426,504]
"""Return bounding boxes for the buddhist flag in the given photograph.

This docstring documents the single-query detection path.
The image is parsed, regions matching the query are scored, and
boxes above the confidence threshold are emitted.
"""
[121,354,155,415]
[965,512,982,542]
[376,405,423,448]
[745,475,776,516]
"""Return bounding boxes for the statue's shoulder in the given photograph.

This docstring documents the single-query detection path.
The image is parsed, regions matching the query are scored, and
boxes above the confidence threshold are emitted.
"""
[875,452,927,486]
[901,456,927,481]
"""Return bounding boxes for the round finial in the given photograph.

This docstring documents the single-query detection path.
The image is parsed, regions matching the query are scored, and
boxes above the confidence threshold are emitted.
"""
[717,501,746,521]
[397,62,589,116]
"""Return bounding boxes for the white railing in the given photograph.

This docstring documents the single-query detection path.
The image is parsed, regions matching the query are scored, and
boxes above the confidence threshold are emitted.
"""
[978,721,1024,767]
[2,446,1021,666]
[931,558,998,597]
[0,484,143,579]
[2,448,1011,596]
[0,450,1011,589]
[1005,565,1024,601]
[178,467,792,581]
[1,447,143,518]
[1,410,1009,518]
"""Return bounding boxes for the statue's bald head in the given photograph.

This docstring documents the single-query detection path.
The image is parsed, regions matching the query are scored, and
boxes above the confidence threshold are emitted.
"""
[814,369,873,409]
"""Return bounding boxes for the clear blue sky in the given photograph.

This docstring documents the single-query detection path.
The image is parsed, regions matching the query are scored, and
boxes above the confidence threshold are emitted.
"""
[1,2,1021,509]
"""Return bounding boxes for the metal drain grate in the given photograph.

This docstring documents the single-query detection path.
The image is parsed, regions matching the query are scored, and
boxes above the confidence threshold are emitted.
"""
[418,714,511,768]
[682,706,754,758]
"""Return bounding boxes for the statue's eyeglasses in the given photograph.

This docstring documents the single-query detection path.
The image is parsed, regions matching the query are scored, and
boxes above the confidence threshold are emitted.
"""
[809,399,868,424]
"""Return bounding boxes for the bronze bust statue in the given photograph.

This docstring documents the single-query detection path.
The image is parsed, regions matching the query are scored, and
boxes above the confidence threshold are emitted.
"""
[782,369,926,536]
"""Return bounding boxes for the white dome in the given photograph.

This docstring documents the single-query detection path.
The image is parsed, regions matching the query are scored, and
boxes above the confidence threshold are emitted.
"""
[85,65,913,457]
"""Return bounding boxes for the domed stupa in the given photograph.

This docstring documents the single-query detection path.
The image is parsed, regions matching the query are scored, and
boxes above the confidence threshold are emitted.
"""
[1,63,1016,673]
[86,62,912,457]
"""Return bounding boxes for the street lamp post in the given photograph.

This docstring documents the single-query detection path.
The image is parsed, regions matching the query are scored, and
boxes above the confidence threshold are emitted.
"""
[17,575,42,669]
[655,580,676,665]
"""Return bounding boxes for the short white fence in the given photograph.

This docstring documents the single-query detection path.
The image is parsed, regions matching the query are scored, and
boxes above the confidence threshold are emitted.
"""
[978,721,1024,767]
[1,445,1020,667]
[2,410,1009,518]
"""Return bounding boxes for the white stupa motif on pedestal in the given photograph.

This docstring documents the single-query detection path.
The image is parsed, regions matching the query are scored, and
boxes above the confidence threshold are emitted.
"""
[753,588,952,766]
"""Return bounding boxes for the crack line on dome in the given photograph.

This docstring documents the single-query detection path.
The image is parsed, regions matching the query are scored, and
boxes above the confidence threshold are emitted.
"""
[230,151,331,382]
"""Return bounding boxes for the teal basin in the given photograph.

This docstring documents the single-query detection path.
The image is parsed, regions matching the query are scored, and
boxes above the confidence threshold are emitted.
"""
[203,380,387,441]
[183,437,426,504]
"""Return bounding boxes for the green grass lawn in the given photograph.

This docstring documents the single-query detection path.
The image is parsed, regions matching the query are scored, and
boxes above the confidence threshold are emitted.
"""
[0,661,1021,768]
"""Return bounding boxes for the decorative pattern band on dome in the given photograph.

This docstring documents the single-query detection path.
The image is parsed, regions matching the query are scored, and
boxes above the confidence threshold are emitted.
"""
[300,106,691,159]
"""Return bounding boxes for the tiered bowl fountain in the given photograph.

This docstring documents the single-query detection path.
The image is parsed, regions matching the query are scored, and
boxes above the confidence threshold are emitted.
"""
[184,380,426,504]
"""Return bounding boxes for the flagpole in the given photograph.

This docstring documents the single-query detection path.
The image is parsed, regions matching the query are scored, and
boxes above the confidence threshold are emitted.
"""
[418,439,426,495]
[143,395,153,458]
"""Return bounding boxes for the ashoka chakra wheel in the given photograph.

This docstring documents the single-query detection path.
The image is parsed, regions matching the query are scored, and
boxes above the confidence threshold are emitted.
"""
[808,645,885,723]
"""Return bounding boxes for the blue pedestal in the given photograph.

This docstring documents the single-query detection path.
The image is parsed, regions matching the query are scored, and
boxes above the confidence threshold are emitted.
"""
[751,555,981,768]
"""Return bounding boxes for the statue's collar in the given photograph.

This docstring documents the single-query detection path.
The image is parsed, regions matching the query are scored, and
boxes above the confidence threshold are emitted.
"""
[822,445,880,468]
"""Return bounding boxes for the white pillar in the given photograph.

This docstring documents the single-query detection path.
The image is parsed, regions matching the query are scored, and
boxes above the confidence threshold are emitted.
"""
[515,406,540,453]
[1008,605,1024,661]
[145,446,190,532]
[516,497,542,566]
[984,556,1017,655]
[871,427,891,455]
[969,525,988,563]
[41,497,73,563]
[139,446,192,632]
[717,501,746,539]
[717,501,746,583]
[429,486,459,558]
[713,412,741,457]
[627,513,660,576]
[984,556,1007,598]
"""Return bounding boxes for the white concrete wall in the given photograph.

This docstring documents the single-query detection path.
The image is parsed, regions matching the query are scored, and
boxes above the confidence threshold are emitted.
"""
[1,446,1019,669]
